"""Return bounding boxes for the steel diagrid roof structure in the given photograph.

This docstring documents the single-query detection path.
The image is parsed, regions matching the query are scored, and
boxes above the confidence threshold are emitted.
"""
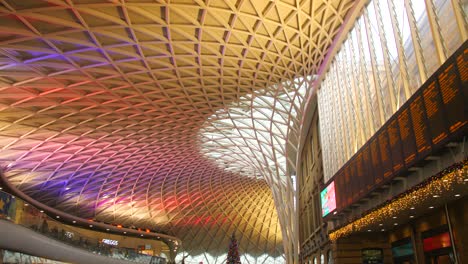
[0,0,355,261]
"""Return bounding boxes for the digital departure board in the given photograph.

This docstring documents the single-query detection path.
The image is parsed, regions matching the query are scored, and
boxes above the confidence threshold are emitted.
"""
[322,41,468,218]
[439,62,465,134]
[410,94,432,156]
[370,137,383,184]
[356,152,364,197]
[378,129,393,178]
[350,158,358,201]
[456,46,467,91]
[398,107,417,166]
[335,171,344,210]
[388,119,404,172]
[362,145,373,191]
[423,78,449,146]
[344,166,352,205]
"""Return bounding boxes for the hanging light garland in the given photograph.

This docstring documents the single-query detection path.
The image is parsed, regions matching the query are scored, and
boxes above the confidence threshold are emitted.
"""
[329,159,467,241]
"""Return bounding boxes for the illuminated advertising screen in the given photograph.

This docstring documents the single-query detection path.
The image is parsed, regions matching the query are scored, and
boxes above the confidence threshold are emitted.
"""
[423,232,451,252]
[392,243,414,258]
[321,181,336,217]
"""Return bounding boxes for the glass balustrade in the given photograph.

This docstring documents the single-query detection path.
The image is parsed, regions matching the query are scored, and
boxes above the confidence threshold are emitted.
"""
[0,190,167,264]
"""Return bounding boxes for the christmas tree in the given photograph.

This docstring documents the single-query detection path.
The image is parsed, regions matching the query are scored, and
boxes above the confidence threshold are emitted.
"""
[227,232,241,264]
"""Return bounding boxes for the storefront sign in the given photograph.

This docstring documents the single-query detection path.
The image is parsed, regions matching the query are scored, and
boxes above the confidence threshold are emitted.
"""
[102,238,119,246]
[362,248,383,264]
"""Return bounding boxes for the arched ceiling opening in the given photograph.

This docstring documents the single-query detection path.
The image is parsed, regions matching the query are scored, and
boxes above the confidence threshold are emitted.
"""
[0,0,356,260]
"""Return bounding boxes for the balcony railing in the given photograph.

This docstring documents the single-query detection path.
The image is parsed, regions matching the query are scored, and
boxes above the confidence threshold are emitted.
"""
[0,190,166,264]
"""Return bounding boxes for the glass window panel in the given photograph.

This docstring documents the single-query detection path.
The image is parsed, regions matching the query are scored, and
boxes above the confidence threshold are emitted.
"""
[436,0,463,55]
[317,0,465,180]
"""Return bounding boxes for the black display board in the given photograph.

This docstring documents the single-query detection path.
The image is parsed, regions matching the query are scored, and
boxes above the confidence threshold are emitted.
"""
[423,78,449,146]
[356,152,365,197]
[344,165,351,206]
[335,171,344,210]
[370,137,383,185]
[378,129,393,179]
[397,107,417,166]
[388,118,404,173]
[322,41,468,217]
[350,158,358,201]
[362,145,373,191]
[410,93,432,157]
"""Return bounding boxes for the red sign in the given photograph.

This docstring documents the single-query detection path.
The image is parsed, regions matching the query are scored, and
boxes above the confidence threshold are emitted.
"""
[423,232,451,252]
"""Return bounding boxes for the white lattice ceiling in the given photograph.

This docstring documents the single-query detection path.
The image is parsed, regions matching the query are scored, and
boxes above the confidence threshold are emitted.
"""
[0,0,355,258]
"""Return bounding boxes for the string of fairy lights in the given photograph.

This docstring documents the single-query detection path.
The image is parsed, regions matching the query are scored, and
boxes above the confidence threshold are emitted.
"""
[329,159,468,241]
